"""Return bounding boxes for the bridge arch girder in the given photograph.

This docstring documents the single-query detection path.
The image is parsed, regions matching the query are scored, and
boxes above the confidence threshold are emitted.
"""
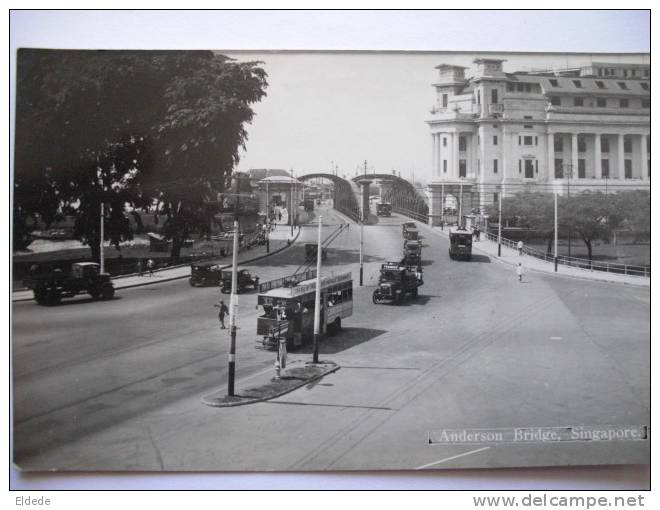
[298,173,360,221]
[351,174,428,222]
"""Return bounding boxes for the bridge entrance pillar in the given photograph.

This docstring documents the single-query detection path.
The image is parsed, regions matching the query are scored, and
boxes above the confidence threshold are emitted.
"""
[357,179,372,221]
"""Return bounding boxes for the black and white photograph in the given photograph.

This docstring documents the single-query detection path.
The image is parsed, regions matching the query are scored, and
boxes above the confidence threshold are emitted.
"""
[9,9,650,490]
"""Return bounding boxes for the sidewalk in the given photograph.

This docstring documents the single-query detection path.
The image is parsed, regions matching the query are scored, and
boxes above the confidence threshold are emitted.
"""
[425,224,649,288]
[12,221,302,302]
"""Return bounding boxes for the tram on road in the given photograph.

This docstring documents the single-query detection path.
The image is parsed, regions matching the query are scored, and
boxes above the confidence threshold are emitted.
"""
[256,272,353,350]
[448,226,473,260]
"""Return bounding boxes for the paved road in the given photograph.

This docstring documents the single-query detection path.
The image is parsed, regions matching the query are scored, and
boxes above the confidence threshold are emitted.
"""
[12,204,649,471]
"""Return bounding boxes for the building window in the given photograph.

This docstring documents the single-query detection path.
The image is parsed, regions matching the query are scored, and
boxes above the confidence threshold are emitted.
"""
[535,136,538,146]
[620,98,629,108]
[459,136,467,151]
[443,137,447,147]
[491,89,498,103]
[601,137,610,153]
[644,69,649,78]
[623,69,628,77]
[507,82,515,92]
[617,82,628,90]
[493,135,498,145]
[640,82,649,91]
[518,136,521,145]
[459,159,467,178]
[625,160,632,179]
[535,160,539,174]
[554,137,563,152]
[518,160,522,174]
[578,136,586,153]
[572,80,583,88]
[523,115,533,120]
[477,135,480,145]
[549,79,559,87]
[642,99,650,108]
[601,159,610,178]
[578,159,586,178]
[597,69,603,77]
[624,139,632,153]
[595,80,606,89]
[493,159,498,174]
[524,125,533,129]
[516,83,524,92]
[493,192,499,204]
[477,90,481,104]
[555,159,564,178]
[574,97,584,107]
[550,96,561,106]
[597,98,607,107]
[443,160,447,173]
[442,94,448,108]
[524,160,534,178]
[523,136,533,146]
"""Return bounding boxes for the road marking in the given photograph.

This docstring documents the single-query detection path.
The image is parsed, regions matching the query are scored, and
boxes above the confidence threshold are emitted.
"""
[414,446,491,470]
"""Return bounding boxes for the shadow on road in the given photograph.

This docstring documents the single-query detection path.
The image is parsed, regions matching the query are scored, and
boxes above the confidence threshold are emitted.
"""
[42,295,124,307]
[297,327,387,355]
[468,254,492,263]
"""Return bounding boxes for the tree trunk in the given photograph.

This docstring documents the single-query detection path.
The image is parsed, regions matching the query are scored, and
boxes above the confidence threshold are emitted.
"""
[585,239,593,268]
[170,237,183,262]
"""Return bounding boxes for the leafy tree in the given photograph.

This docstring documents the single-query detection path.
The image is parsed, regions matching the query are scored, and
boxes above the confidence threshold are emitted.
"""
[14,50,268,261]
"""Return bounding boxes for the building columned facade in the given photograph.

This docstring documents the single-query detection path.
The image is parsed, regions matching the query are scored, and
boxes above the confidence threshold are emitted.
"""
[426,58,650,224]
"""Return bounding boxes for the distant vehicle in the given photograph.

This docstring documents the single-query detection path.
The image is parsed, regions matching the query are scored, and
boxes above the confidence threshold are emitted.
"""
[376,202,392,216]
[369,195,382,203]
[305,243,328,261]
[221,268,260,293]
[448,227,472,260]
[256,272,353,350]
[372,262,423,305]
[24,262,114,306]
[189,261,223,286]
[403,239,422,267]
[301,199,314,212]
[402,222,419,240]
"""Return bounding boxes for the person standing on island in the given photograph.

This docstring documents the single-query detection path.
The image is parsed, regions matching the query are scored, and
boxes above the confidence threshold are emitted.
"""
[516,262,524,283]
[517,240,523,255]
[215,299,229,329]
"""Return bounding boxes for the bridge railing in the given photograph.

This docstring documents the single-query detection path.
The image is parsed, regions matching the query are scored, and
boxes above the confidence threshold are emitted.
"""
[483,232,650,278]
[391,205,429,224]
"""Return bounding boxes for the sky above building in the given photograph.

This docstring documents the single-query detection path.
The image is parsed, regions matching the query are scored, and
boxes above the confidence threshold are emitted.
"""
[226,50,649,183]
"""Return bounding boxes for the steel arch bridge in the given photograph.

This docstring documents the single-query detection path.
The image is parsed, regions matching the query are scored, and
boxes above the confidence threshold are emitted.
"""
[298,173,360,221]
[351,174,429,223]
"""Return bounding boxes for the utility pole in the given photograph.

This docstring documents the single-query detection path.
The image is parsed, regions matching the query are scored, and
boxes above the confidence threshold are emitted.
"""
[554,191,558,272]
[566,164,572,257]
[227,173,240,396]
[459,178,464,228]
[359,206,364,286]
[99,202,105,273]
[497,187,503,257]
[441,183,445,229]
[312,215,323,364]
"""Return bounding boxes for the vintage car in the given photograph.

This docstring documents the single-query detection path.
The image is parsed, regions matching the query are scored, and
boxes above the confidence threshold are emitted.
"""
[221,268,260,293]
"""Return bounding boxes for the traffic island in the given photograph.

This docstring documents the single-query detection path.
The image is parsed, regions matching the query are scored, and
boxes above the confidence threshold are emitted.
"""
[201,361,339,408]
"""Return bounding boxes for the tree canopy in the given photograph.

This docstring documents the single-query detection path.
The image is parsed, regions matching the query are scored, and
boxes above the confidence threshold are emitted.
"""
[14,49,268,258]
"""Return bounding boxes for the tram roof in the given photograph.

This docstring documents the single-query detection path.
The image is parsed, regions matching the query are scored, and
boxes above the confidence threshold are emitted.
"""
[259,272,352,299]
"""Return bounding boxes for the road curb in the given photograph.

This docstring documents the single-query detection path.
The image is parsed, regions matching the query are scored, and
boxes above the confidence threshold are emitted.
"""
[201,362,340,408]
[12,228,303,302]
[417,222,649,288]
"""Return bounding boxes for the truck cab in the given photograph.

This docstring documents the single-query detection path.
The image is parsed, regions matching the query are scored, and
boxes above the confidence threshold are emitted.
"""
[372,262,423,304]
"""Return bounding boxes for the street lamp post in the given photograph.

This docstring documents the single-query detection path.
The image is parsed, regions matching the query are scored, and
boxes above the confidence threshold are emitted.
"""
[99,202,105,273]
[459,178,464,228]
[312,215,323,364]
[497,186,503,257]
[227,174,240,397]
[359,209,364,286]
[565,163,573,258]
[554,191,558,272]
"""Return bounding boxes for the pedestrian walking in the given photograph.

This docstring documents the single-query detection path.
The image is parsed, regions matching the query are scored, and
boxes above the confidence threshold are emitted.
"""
[215,299,229,329]
[475,226,480,241]
[147,258,155,276]
[516,262,524,282]
[137,258,143,277]
[517,240,524,255]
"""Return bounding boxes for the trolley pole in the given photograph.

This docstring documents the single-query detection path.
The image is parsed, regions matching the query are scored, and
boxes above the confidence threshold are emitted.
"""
[312,215,323,364]
[359,217,364,286]
[228,219,239,396]
[554,191,558,272]
[99,202,105,273]
[497,187,503,257]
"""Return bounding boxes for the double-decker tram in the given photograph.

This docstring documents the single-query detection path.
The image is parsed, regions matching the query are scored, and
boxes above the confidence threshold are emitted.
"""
[256,272,353,350]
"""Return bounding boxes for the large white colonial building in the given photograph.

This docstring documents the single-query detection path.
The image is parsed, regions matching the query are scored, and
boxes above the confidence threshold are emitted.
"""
[426,58,650,224]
